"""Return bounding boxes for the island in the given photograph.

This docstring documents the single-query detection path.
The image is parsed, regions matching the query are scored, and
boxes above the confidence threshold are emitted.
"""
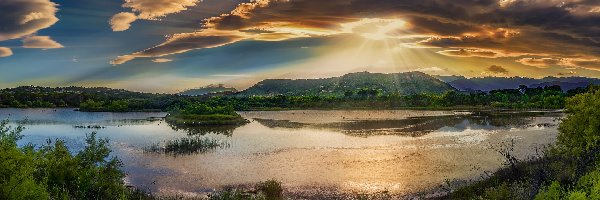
[165,102,249,126]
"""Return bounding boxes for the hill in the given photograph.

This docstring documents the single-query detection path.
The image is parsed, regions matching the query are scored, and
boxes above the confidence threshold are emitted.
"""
[439,76,600,91]
[238,71,456,96]
[178,84,238,96]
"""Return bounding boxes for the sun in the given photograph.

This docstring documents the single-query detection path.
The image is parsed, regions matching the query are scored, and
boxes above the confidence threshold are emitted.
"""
[341,18,409,41]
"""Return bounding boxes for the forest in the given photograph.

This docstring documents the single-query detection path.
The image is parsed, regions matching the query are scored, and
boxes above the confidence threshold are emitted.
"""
[0,85,587,111]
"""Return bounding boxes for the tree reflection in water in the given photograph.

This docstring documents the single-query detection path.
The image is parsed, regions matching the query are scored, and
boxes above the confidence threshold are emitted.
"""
[252,111,562,137]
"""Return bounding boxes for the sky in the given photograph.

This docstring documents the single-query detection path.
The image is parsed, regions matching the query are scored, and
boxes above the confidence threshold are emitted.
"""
[1,0,600,93]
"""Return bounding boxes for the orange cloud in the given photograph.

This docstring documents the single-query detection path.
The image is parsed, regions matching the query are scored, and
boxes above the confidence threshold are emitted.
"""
[109,0,201,31]
[516,58,561,68]
[110,12,137,32]
[0,0,60,41]
[0,47,13,57]
[111,31,246,65]
[22,35,64,49]
[152,58,173,63]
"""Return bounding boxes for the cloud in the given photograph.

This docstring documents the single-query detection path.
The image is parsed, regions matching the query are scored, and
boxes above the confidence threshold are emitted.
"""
[437,48,513,58]
[123,0,200,20]
[561,58,600,70]
[0,47,13,57]
[152,58,173,63]
[113,0,600,65]
[516,58,561,68]
[487,65,509,74]
[0,0,60,41]
[415,67,446,72]
[557,71,576,76]
[111,31,245,65]
[22,35,64,49]
[110,12,138,31]
[109,0,200,31]
[516,57,600,71]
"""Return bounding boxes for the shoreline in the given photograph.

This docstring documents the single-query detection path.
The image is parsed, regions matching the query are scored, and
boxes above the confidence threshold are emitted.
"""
[0,106,564,113]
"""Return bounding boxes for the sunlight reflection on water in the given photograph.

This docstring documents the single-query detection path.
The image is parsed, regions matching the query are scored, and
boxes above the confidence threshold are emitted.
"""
[0,108,562,198]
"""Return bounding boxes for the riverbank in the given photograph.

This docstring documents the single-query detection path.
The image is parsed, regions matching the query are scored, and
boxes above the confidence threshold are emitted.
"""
[433,89,600,199]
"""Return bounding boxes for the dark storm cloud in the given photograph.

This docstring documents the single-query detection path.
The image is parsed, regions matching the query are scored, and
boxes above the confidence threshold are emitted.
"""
[487,65,508,74]
[114,0,600,70]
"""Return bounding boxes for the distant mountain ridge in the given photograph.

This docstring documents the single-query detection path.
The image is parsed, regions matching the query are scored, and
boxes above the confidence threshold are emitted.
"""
[436,76,600,91]
[178,84,238,96]
[238,71,456,96]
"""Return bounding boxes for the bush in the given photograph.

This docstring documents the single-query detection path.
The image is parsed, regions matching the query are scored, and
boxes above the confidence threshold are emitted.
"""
[557,89,600,156]
[0,120,142,200]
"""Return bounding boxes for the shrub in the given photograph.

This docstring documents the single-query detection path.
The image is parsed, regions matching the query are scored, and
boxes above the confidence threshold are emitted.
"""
[0,120,142,199]
[557,89,600,156]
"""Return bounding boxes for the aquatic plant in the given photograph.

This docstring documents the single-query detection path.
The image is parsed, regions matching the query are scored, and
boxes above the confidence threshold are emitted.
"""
[209,179,284,200]
[144,136,229,155]
[255,179,284,200]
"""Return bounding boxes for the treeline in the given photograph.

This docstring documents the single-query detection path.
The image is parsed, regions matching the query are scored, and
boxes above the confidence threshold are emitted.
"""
[204,85,584,110]
[0,85,592,111]
[0,86,181,111]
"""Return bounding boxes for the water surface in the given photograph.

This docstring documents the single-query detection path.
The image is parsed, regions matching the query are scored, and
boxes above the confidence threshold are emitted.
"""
[0,108,562,198]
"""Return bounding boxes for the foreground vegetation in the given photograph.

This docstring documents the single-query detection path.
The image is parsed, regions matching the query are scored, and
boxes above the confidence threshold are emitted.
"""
[0,120,283,199]
[0,121,142,199]
[450,87,600,199]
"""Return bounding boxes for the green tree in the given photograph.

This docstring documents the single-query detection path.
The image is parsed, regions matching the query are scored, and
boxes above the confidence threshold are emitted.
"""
[557,89,600,156]
[0,120,137,199]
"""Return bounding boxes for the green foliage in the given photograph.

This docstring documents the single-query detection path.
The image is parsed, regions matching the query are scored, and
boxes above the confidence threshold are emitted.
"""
[255,179,283,200]
[0,120,144,200]
[0,84,591,111]
[176,102,236,116]
[166,101,248,126]
[79,99,105,111]
[535,181,562,200]
[557,89,600,156]
[0,86,177,111]
[238,71,455,97]
[451,87,600,199]
[209,179,283,200]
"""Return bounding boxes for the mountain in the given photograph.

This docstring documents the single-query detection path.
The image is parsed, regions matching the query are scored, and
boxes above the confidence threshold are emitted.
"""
[438,76,600,91]
[434,75,466,83]
[238,71,456,96]
[178,84,238,96]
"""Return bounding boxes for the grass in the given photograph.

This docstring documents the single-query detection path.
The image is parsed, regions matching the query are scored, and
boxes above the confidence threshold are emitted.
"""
[209,179,283,200]
[447,145,600,199]
[144,137,229,155]
[166,113,249,126]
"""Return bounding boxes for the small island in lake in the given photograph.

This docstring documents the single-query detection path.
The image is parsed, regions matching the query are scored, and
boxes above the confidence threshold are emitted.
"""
[165,102,249,126]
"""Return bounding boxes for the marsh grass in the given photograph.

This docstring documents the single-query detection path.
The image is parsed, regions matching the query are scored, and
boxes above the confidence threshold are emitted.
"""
[144,137,230,155]
[209,179,284,200]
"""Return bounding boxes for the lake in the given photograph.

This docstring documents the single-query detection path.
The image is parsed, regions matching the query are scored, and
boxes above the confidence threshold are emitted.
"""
[0,108,562,198]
